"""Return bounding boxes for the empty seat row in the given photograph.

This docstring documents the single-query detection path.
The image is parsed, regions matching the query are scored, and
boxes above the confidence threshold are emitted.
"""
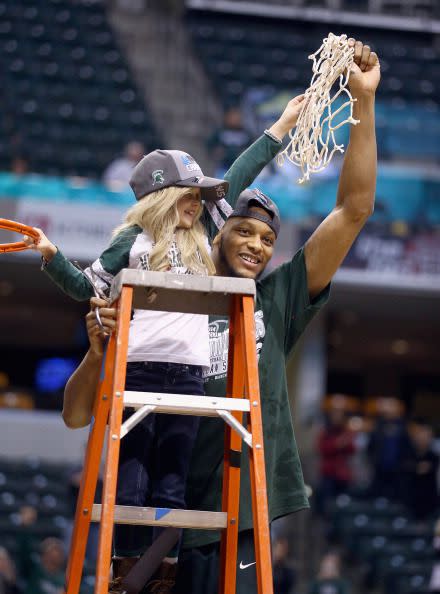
[0,0,158,176]
[187,10,440,164]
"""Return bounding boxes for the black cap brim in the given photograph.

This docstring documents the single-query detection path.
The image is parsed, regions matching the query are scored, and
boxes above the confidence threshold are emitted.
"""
[175,176,229,202]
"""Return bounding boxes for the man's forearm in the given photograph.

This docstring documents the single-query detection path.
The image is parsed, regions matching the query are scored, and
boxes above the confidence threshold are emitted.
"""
[62,349,102,428]
[336,93,376,219]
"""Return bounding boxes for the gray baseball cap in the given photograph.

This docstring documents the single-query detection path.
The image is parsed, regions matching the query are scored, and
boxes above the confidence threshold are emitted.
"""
[129,149,229,201]
[229,188,280,237]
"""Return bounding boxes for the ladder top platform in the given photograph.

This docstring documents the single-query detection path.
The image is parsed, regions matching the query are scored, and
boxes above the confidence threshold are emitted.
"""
[110,269,256,315]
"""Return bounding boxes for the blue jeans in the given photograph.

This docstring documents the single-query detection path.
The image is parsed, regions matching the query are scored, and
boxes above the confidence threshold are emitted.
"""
[114,361,204,557]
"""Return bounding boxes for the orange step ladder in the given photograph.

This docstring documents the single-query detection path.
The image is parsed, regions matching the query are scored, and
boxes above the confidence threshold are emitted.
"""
[63,270,274,594]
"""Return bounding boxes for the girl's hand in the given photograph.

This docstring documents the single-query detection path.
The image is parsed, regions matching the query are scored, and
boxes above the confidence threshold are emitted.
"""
[267,94,307,141]
[23,227,57,261]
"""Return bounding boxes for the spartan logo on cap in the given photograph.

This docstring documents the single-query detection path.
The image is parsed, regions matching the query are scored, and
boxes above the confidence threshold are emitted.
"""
[181,154,199,173]
[152,169,165,185]
[216,185,226,199]
[253,188,270,207]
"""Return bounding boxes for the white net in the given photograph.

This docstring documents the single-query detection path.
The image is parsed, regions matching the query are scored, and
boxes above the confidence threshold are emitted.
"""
[277,33,359,184]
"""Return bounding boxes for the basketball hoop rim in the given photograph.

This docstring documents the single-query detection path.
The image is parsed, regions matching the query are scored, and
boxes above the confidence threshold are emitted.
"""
[0,218,40,253]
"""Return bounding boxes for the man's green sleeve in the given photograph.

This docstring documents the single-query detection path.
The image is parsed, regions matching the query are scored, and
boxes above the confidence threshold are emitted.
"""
[260,248,330,357]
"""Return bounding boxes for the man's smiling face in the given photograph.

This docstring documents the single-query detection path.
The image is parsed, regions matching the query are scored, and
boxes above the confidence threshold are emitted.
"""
[213,207,276,279]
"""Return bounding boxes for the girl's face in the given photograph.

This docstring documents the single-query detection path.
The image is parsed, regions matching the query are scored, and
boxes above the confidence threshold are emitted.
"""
[177,190,202,229]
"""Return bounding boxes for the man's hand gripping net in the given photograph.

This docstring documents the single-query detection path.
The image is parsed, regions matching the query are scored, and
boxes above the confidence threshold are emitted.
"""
[278,33,359,184]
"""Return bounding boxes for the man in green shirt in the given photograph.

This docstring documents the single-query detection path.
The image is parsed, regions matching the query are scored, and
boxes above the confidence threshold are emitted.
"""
[63,38,380,594]
[175,39,380,594]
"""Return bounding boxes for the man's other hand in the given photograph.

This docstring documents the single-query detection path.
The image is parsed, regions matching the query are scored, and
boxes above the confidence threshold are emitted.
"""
[87,297,117,357]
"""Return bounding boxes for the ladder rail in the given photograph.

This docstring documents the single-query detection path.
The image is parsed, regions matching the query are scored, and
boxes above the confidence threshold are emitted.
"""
[242,295,274,594]
[219,294,246,594]
[64,337,115,594]
[95,286,133,594]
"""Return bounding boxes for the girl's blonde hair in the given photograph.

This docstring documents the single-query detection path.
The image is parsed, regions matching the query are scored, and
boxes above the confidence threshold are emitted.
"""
[113,186,215,275]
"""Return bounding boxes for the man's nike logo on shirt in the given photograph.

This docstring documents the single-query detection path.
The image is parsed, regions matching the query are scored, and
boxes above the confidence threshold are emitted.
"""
[239,561,256,570]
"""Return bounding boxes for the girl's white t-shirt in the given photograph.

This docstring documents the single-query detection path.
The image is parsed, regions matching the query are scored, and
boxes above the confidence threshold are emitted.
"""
[126,230,210,368]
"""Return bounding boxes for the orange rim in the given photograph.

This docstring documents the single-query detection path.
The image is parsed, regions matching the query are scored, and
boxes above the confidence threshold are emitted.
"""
[0,218,39,253]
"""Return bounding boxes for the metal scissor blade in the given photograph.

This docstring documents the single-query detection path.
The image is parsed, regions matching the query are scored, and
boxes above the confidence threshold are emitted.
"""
[73,261,109,331]
[73,260,108,300]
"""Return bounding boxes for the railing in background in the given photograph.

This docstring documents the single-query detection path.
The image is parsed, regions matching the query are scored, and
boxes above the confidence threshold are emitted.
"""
[1,164,439,229]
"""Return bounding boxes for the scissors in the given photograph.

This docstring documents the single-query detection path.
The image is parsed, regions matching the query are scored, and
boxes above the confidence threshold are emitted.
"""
[73,261,109,332]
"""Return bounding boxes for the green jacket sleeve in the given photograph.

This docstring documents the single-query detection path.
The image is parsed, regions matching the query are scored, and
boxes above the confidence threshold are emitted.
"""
[43,249,95,301]
[43,225,141,301]
[223,133,282,209]
[202,133,282,240]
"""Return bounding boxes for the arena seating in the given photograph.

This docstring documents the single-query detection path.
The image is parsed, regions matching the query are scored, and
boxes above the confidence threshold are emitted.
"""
[0,456,97,591]
[0,0,159,177]
[186,10,440,162]
[0,458,70,556]
[203,0,438,18]
[327,494,437,594]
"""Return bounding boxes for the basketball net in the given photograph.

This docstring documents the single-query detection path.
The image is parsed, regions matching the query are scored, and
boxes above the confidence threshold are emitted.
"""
[277,33,359,184]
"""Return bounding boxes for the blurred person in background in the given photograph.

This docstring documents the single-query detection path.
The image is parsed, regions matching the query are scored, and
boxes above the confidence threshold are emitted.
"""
[16,505,39,553]
[102,140,145,189]
[402,418,439,521]
[315,400,356,515]
[429,517,440,592]
[307,552,351,594]
[0,547,22,594]
[10,155,29,177]
[15,505,65,594]
[272,536,296,594]
[17,537,65,594]
[367,396,410,500]
[207,106,253,174]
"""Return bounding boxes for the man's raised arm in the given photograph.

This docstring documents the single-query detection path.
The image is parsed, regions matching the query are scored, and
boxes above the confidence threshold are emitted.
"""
[304,39,380,299]
[62,299,116,428]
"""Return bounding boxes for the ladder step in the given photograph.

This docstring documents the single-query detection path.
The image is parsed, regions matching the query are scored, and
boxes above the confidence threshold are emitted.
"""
[91,504,227,530]
[110,269,256,315]
[124,391,251,416]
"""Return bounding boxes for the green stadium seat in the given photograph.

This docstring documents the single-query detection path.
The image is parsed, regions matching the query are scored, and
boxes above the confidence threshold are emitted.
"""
[0,0,159,176]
